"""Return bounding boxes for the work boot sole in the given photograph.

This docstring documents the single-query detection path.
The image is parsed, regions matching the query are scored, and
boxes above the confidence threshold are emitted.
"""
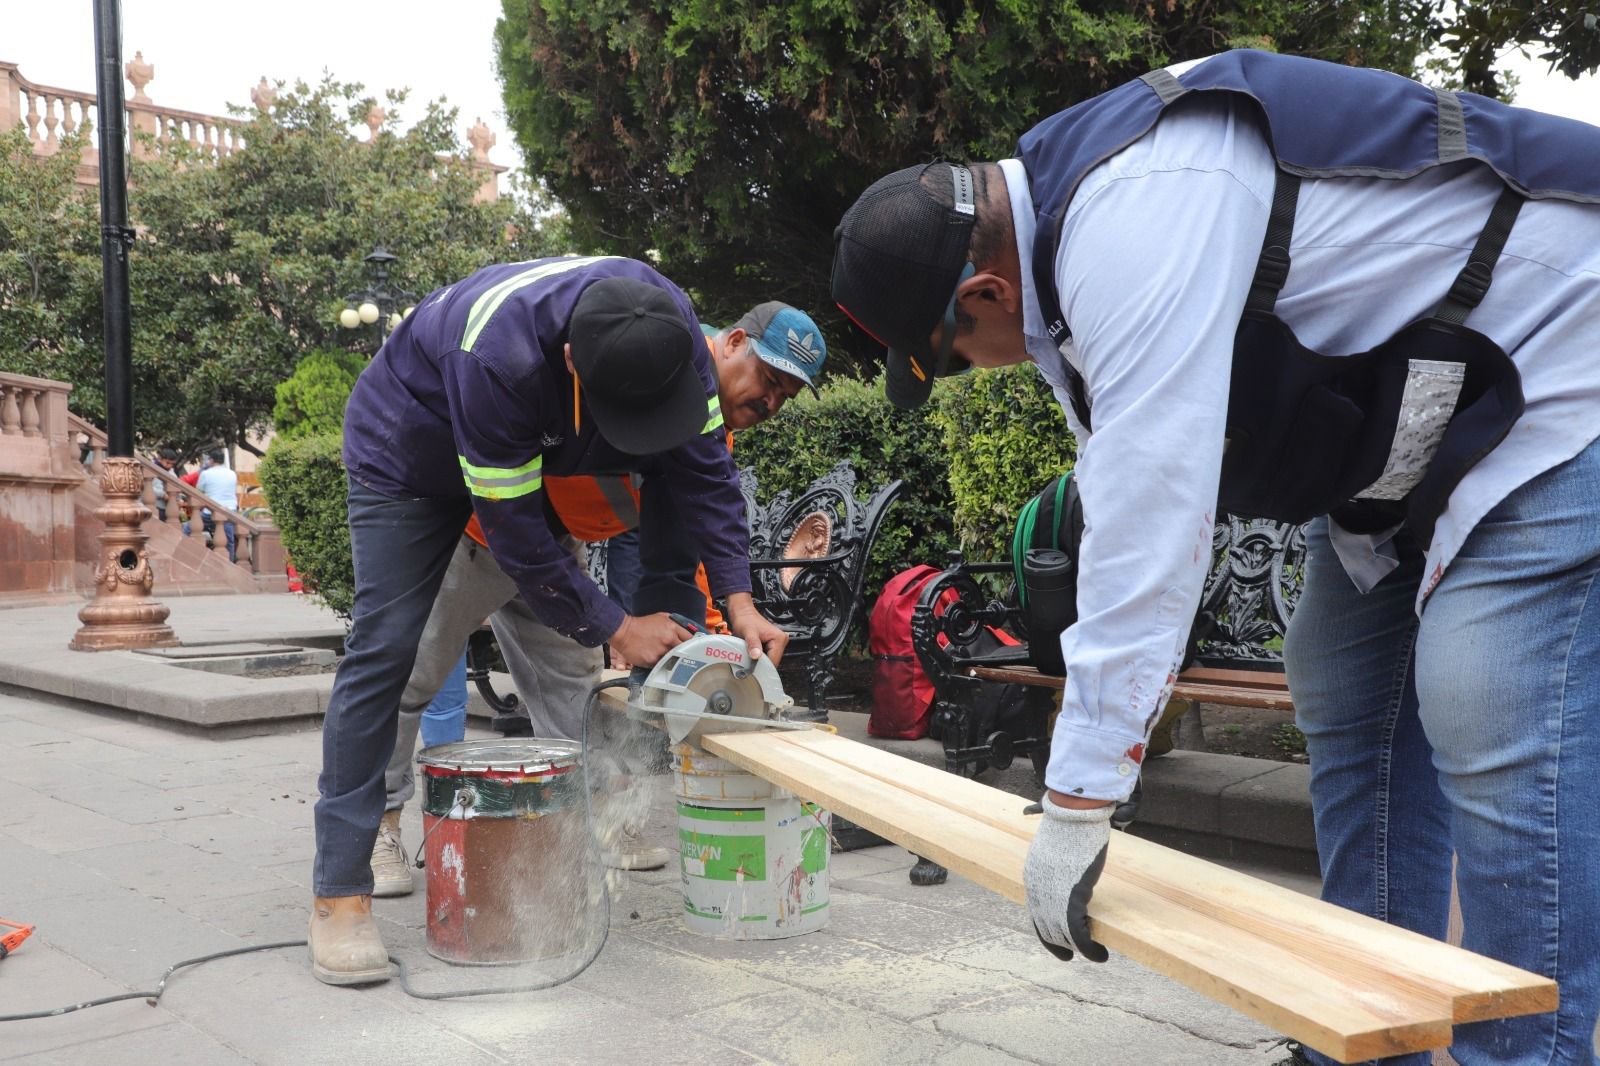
[310,956,392,986]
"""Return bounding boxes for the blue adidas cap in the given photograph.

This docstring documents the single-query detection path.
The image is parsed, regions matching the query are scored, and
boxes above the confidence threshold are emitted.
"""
[733,302,827,397]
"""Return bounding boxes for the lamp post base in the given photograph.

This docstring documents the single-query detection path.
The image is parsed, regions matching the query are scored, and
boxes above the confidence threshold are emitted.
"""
[70,456,178,651]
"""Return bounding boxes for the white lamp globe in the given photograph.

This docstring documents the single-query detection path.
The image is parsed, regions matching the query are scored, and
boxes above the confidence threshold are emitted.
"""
[403,305,416,318]
[388,312,403,331]
[338,307,361,329]
[358,302,380,325]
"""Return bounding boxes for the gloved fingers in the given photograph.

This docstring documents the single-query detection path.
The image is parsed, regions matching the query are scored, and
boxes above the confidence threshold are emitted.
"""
[1066,841,1110,963]
[1031,920,1074,962]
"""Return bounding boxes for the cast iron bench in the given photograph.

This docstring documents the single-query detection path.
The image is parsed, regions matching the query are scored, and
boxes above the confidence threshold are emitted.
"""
[913,515,1305,778]
[478,461,902,732]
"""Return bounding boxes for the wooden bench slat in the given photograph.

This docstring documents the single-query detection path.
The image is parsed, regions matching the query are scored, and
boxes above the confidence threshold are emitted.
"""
[767,728,1553,1023]
[967,664,1296,710]
[701,727,1555,1063]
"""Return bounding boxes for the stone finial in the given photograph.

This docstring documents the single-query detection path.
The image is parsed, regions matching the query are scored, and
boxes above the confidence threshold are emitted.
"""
[468,117,495,162]
[250,76,276,113]
[125,51,154,101]
[365,103,386,143]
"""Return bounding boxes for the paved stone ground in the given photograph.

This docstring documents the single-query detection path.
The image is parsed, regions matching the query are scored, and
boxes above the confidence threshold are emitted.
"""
[0,685,1302,1066]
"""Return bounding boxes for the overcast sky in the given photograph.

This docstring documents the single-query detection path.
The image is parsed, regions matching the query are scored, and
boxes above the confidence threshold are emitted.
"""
[8,3,1597,184]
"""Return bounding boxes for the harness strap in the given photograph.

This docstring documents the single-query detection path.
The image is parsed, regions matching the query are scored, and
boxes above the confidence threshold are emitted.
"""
[1244,169,1302,314]
[1433,186,1525,325]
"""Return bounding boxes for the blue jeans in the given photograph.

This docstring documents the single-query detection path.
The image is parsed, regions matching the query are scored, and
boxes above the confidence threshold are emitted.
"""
[1283,442,1600,1066]
[605,528,642,614]
[200,509,238,564]
[419,650,468,749]
[313,477,470,896]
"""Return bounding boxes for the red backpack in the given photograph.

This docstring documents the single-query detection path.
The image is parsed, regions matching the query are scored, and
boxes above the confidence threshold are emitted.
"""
[867,565,951,739]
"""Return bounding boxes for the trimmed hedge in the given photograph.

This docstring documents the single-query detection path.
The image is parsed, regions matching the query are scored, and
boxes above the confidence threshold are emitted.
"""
[272,350,368,442]
[930,363,1077,559]
[257,433,353,617]
[735,373,957,596]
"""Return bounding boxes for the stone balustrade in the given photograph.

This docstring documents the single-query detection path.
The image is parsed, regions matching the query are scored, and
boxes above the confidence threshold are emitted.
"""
[66,413,285,579]
[1,54,502,198]
[0,373,85,600]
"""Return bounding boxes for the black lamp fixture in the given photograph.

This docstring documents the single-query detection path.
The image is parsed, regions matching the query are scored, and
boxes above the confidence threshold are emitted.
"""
[338,245,419,342]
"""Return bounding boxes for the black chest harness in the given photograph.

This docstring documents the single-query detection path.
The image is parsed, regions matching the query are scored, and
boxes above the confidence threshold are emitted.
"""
[1211,171,1526,542]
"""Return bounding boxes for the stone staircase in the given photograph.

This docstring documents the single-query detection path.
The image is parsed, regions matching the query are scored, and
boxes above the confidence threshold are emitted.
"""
[0,370,287,605]
[69,414,287,596]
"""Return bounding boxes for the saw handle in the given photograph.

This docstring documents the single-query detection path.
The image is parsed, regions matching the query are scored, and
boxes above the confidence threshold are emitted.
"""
[668,612,707,635]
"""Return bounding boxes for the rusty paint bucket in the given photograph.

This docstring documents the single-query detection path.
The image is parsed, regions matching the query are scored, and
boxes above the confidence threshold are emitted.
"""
[418,739,589,965]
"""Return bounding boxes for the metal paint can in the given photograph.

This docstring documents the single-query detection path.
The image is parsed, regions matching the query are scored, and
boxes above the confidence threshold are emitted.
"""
[671,743,830,939]
[418,739,589,965]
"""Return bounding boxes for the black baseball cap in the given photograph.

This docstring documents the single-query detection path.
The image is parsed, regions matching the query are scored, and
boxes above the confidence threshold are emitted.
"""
[831,162,977,409]
[569,277,707,455]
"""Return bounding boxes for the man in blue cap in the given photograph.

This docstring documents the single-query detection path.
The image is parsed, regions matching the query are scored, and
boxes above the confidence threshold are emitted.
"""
[309,255,789,986]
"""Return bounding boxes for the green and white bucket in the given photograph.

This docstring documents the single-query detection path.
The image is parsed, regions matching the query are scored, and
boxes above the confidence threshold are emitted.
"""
[671,743,830,939]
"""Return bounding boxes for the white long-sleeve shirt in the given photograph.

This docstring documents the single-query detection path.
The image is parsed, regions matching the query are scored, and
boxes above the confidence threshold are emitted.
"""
[1003,93,1600,801]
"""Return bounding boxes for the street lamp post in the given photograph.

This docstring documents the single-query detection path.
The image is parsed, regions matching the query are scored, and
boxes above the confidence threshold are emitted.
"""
[339,246,418,349]
[71,0,178,651]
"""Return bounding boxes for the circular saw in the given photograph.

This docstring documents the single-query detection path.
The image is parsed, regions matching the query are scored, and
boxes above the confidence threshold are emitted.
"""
[628,632,804,745]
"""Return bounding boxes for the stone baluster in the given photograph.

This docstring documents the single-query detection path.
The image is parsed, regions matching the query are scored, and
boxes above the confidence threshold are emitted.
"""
[19,389,41,437]
[24,91,41,148]
[0,384,20,435]
[41,95,60,154]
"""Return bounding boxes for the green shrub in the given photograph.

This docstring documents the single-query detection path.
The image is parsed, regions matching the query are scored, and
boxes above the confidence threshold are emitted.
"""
[257,433,353,617]
[736,373,956,596]
[272,350,368,441]
[930,364,1076,558]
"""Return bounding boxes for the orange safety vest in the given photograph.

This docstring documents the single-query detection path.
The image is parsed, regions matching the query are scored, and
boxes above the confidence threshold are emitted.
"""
[463,432,734,633]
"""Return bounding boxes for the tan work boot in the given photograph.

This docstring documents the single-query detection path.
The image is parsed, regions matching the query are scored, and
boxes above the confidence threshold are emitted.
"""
[308,895,390,985]
[602,821,670,871]
[369,809,413,897]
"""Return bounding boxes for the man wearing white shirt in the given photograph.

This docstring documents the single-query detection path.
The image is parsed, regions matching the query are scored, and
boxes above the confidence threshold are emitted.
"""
[195,448,240,564]
[833,50,1600,1066]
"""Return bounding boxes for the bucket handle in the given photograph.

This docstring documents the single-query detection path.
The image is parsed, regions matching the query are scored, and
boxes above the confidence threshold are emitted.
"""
[411,787,477,870]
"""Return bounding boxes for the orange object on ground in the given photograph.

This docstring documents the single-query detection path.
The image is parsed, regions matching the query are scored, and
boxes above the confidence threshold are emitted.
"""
[0,918,34,960]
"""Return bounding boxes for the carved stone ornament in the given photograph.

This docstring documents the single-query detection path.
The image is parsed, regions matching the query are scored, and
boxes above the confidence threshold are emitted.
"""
[71,456,178,651]
[468,118,495,161]
[250,76,277,113]
[125,51,154,101]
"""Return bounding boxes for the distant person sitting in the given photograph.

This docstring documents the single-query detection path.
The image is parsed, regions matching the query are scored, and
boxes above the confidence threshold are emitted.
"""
[195,449,240,563]
[152,448,180,522]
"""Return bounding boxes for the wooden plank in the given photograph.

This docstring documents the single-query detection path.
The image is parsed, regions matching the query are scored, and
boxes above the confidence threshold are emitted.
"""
[702,728,1556,1062]
[967,664,1296,710]
[766,729,1554,1025]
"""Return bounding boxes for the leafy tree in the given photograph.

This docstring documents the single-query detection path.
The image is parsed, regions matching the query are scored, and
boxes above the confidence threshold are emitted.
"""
[4,77,565,455]
[0,128,101,386]
[272,349,369,440]
[1424,3,1600,97]
[495,0,1433,371]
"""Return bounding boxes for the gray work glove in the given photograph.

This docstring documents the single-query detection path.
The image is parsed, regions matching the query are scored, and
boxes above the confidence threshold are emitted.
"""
[1023,795,1113,962]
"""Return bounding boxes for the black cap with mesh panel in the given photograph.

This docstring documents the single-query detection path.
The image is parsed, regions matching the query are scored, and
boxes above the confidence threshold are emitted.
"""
[831,163,975,409]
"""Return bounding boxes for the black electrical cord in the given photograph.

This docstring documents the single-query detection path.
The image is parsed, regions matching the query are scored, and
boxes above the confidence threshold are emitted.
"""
[0,679,630,1022]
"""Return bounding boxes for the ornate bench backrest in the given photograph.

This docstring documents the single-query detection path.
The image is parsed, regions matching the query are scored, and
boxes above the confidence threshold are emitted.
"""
[740,460,903,713]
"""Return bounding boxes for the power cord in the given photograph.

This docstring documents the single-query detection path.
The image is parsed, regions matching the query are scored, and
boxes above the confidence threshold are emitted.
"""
[0,679,629,1022]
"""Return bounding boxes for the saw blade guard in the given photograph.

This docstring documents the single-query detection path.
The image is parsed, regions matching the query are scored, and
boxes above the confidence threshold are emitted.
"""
[628,633,800,744]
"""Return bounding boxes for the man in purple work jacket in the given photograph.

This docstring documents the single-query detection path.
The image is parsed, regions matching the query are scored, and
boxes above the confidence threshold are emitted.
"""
[308,256,788,986]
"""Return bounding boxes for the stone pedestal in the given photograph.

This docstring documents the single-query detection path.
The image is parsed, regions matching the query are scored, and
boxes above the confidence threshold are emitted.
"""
[70,456,178,650]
